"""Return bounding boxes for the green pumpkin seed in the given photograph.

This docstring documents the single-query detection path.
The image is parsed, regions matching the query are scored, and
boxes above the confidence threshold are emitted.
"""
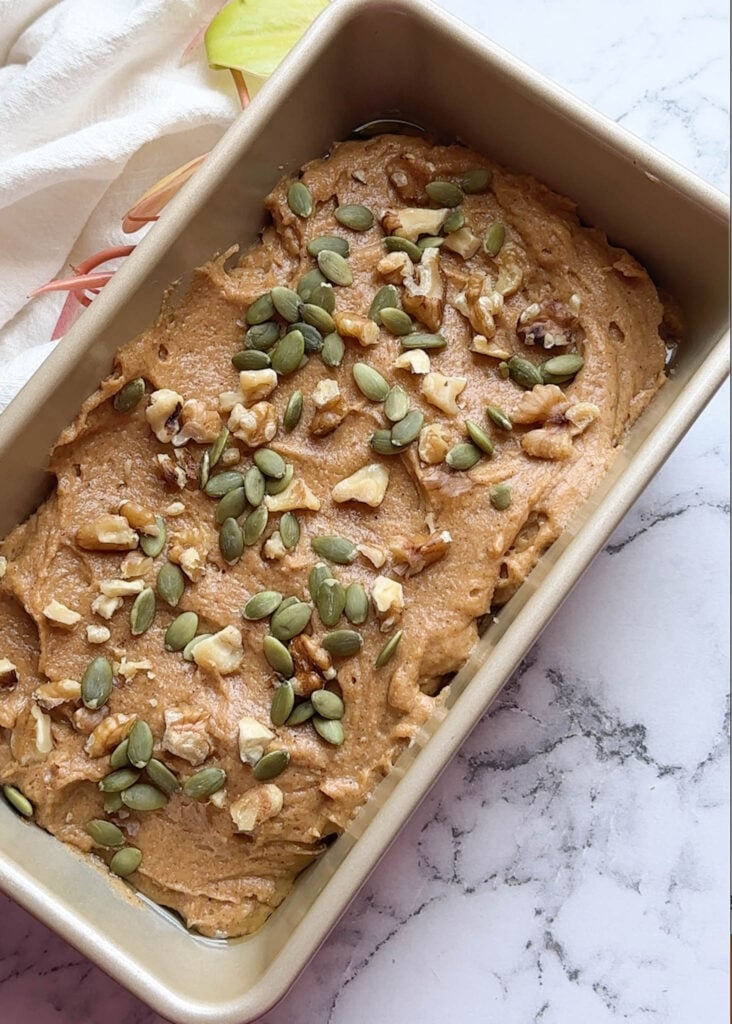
[288,181,313,218]
[489,483,513,511]
[81,656,113,710]
[390,409,424,447]
[243,590,283,620]
[335,203,374,231]
[127,720,154,769]
[311,689,344,720]
[400,331,447,350]
[265,462,294,495]
[484,222,506,257]
[353,362,389,402]
[110,738,130,769]
[384,236,422,262]
[271,329,305,376]
[99,768,141,793]
[465,420,495,455]
[246,292,275,325]
[183,767,226,800]
[254,448,286,480]
[309,282,336,313]
[243,505,268,546]
[370,429,403,455]
[375,630,403,668]
[204,471,245,498]
[311,535,357,565]
[271,601,312,643]
[156,562,185,608]
[368,285,400,322]
[280,512,300,550]
[306,235,349,258]
[298,267,328,301]
[130,587,156,636]
[498,361,510,380]
[317,249,353,286]
[209,426,229,469]
[379,307,412,336]
[182,633,212,662]
[215,486,246,525]
[140,516,165,557]
[508,356,542,390]
[165,611,199,652]
[321,629,362,656]
[541,353,584,377]
[302,303,335,335]
[443,208,465,233]
[317,578,346,627]
[113,378,145,413]
[291,321,324,353]
[244,465,265,507]
[219,517,244,564]
[245,321,280,351]
[198,451,211,490]
[2,784,33,818]
[344,582,369,625]
[322,332,345,367]
[308,562,333,602]
[313,716,345,745]
[263,635,294,676]
[270,285,302,323]
[110,847,142,877]
[253,749,290,781]
[446,442,482,470]
[417,235,445,250]
[276,596,299,614]
[232,349,271,370]
[145,758,181,794]
[121,783,167,811]
[384,385,409,423]
[270,682,295,727]
[286,700,314,726]
[461,167,492,193]
[283,390,304,432]
[426,180,464,207]
[103,792,123,813]
[487,404,513,431]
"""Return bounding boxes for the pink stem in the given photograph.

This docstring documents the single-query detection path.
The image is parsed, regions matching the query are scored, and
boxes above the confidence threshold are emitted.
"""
[73,244,135,275]
[29,271,115,298]
[51,292,82,340]
[230,69,251,110]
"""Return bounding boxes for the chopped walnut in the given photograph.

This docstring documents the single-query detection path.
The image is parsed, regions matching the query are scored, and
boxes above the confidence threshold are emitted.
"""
[421,372,467,417]
[264,478,321,513]
[168,527,207,582]
[72,706,107,736]
[120,552,153,579]
[402,246,445,332]
[377,251,413,285]
[30,705,53,756]
[192,626,244,675]
[0,556,7,578]
[566,402,600,435]
[470,335,510,359]
[516,299,577,349]
[84,712,136,758]
[521,428,575,460]
[162,706,213,765]
[155,453,187,489]
[42,599,81,629]
[76,515,139,551]
[99,578,145,598]
[237,370,278,408]
[11,705,54,762]
[418,423,450,464]
[391,530,452,577]
[291,634,334,695]
[310,379,349,436]
[394,349,431,375]
[34,678,81,709]
[145,389,183,443]
[333,311,380,347]
[91,594,122,620]
[165,501,186,517]
[230,784,283,832]
[173,398,222,446]
[357,541,388,569]
[114,657,153,682]
[442,227,481,259]
[332,463,389,507]
[512,384,568,425]
[263,531,287,560]
[118,501,158,536]
[0,658,18,688]
[238,716,275,766]
[86,625,111,645]
[371,576,404,629]
[228,401,278,448]
[381,206,448,241]
[453,273,504,339]
[494,241,525,297]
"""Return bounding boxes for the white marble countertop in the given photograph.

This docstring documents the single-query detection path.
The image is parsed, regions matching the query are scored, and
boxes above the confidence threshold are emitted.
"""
[0,1,728,1022]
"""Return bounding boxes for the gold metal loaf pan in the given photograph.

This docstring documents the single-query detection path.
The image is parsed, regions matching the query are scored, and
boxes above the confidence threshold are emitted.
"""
[0,1,728,1021]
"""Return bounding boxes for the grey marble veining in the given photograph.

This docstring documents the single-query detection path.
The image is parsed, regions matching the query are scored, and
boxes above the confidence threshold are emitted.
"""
[0,1,728,1022]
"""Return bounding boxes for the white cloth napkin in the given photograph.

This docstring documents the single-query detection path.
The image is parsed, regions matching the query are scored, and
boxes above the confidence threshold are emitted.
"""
[0,0,238,412]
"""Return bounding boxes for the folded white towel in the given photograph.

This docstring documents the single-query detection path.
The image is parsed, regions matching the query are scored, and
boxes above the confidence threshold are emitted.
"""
[0,0,237,411]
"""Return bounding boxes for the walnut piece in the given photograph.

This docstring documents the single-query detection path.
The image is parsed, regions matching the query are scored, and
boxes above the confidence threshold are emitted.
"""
[442,227,481,259]
[76,515,139,551]
[86,625,111,645]
[168,527,207,582]
[291,634,334,695]
[516,299,577,349]
[332,464,389,507]
[91,594,122,620]
[377,251,413,285]
[418,423,450,464]
[381,207,448,241]
[228,401,278,448]
[333,311,380,347]
[162,706,213,765]
[264,478,321,513]
[310,379,349,437]
[0,658,18,688]
[119,501,158,535]
[238,717,275,766]
[42,599,81,629]
[30,705,53,756]
[394,349,431,375]
[391,530,452,577]
[34,678,81,709]
[356,542,388,570]
[99,578,145,598]
[453,273,504,339]
[192,626,244,675]
[565,402,600,435]
[146,389,183,443]
[120,552,153,579]
[114,657,153,681]
[521,428,575,460]
[494,241,525,297]
[0,556,7,578]
[173,398,222,446]
[155,453,187,489]
[421,372,467,417]
[230,784,283,832]
[237,370,278,408]
[512,384,568,425]
[371,576,405,628]
[84,712,136,758]
[402,246,445,332]
[469,335,510,359]
[263,531,287,560]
